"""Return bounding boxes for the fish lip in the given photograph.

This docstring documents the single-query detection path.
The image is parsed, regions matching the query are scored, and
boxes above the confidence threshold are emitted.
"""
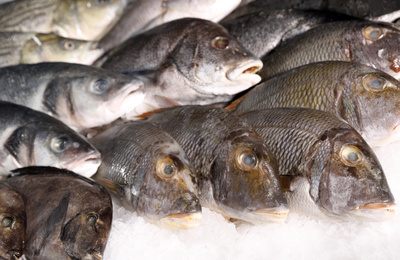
[355,202,396,211]
[252,205,289,222]
[83,250,103,260]
[107,81,146,114]
[352,202,396,221]
[65,150,101,178]
[226,59,263,82]
[156,211,202,229]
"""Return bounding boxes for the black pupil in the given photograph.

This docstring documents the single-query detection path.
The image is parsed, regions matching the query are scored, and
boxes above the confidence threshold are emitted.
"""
[65,41,74,49]
[57,138,68,150]
[87,215,97,225]
[347,152,359,162]
[95,80,107,92]
[214,37,229,50]
[371,78,383,88]
[243,154,255,166]
[164,165,174,175]
[2,217,13,227]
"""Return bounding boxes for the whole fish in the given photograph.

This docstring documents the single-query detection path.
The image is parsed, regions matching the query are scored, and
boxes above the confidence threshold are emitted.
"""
[0,32,104,68]
[259,20,400,80]
[240,108,396,220]
[0,0,127,41]
[0,183,25,260]
[97,0,241,51]
[0,62,145,130]
[229,61,400,147]
[97,18,263,117]
[144,105,288,224]
[0,101,101,177]
[220,9,356,58]
[90,121,201,229]
[5,167,113,260]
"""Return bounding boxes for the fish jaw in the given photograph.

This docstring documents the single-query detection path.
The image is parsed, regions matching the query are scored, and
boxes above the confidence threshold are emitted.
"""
[155,211,202,229]
[248,206,289,223]
[105,80,146,114]
[351,202,396,221]
[226,59,263,83]
[63,150,101,178]
[83,251,103,260]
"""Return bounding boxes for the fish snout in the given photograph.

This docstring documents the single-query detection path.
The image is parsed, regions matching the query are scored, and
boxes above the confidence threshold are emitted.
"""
[157,211,202,229]
[226,59,263,83]
[108,80,146,114]
[252,205,289,223]
[67,150,102,178]
[83,250,103,260]
[353,202,396,221]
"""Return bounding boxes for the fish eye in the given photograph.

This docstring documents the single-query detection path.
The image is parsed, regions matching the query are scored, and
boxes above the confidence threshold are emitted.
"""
[235,148,258,171]
[211,36,230,50]
[51,136,70,153]
[92,79,109,94]
[341,145,363,166]
[86,214,98,226]
[156,158,177,179]
[94,0,112,5]
[62,40,76,50]
[1,216,14,228]
[364,26,383,41]
[362,74,387,92]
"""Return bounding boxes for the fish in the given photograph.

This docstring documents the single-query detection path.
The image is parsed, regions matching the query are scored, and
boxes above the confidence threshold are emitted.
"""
[228,61,400,148]
[97,0,241,51]
[0,101,101,177]
[239,108,396,220]
[90,121,201,229]
[97,18,263,117]
[144,105,288,224]
[5,166,113,260]
[0,32,104,68]
[0,62,145,130]
[220,9,356,58]
[0,0,127,41]
[0,182,25,260]
[258,20,400,80]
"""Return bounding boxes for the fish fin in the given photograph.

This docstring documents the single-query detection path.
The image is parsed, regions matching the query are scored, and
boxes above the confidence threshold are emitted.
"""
[93,177,123,196]
[154,95,181,107]
[225,95,246,112]
[131,105,175,120]
[280,175,303,192]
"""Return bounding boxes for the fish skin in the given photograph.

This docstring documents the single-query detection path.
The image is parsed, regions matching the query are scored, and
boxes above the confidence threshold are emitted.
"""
[0,101,101,177]
[0,62,145,130]
[90,121,201,227]
[0,32,104,68]
[0,182,25,260]
[97,18,262,116]
[144,105,288,224]
[0,0,127,41]
[231,61,400,147]
[97,0,241,52]
[259,20,400,81]
[240,108,395,220]
[5,166,113,260]
[220,9,357,58]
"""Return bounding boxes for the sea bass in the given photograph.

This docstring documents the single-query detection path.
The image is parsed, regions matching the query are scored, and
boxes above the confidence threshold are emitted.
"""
[0,62,145,130]
[240,108,396,220]
[229,61,400,147]
[0,101,101,177]
[259,20,400,80]
[0,0,127,41]
[97,0,241,51]
[0,32,103,68]
[5,167,113,260]
[144,105,288,224]
[0,182,25,260]
[97,18,262,117]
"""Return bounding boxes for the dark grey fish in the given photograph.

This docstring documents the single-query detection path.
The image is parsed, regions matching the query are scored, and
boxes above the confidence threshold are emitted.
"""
[90,121,202,229]
[240,108,396,220]
[0,182,25,260]
[0,101,101,177]
[0,62,144,130]
[259,20,400,80]
[144,105,288,224]
[5,166,113,260]
[229,61,400,147]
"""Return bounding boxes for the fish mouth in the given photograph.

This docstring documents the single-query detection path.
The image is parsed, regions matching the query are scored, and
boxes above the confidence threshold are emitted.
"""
[226,59,263,83]
[352,202,396,221]
[251,206,289,223]
[83,251,103,260]
[156,211,202,229]
[107,81,146,114]
[66,151,101,178]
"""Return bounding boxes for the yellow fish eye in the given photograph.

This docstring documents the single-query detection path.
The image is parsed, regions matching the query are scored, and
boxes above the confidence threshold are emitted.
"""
[211,36,230,50]
[235,148,258,171]
[364,26,383,41]
[362,74,387,92]
[156,158,177,179]
[62,40,76,50]
[341,145,363,166]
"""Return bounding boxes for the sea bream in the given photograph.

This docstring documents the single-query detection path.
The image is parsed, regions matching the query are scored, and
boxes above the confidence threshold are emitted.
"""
[0,101,101,177]
[96,18,263,117]
[0,0,128,41]
[228,61,400,147]
[90,121,201,229]
[144,105,288,224]
[5,167,113,260]
[0,32,104,68]
[0,182,25,260]
[240,108,396,221]
[259,20,400,80]
[0,62,145,130]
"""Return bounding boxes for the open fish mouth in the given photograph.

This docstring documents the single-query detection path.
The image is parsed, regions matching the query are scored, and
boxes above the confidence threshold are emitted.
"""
[83,251,103,260]
[65,151,101,178]
[156,211,202,229]
[226,59,263,83]
[352,202,396,221]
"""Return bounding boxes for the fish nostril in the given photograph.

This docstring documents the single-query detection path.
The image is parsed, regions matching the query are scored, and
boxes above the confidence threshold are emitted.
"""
[243,66,261,74]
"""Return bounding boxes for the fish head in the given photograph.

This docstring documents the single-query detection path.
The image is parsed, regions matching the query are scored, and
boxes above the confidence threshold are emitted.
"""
[53,0,127,41]
[309,130,395,220]
[136,139,202,229]
[0,184,25,260]
[4,123,101,178]
[20,34,104,65]
[351,21,400,80]
[175,19,263,97]
[210,132,288,224]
